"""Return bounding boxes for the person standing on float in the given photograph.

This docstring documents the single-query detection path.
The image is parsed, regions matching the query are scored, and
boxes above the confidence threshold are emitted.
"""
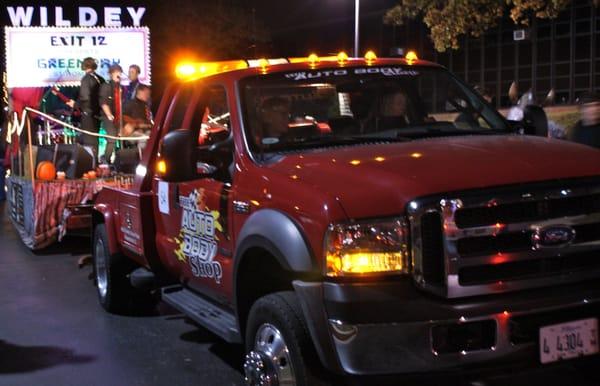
[67,57,104,160]
[99,64,124,163]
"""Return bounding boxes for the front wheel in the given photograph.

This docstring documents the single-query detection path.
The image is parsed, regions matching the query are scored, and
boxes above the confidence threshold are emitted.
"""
[244,291,329,386]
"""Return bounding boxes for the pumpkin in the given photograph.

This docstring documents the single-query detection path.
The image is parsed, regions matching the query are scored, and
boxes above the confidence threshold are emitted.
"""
[36,161,56,181]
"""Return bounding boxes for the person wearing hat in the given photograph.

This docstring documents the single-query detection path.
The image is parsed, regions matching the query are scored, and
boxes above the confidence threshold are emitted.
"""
[568,92,600,149]
[99,64,124,163]
[67,57,104,157]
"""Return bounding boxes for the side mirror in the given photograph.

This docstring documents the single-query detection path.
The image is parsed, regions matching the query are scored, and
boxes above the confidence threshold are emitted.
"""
[158,129,197,182]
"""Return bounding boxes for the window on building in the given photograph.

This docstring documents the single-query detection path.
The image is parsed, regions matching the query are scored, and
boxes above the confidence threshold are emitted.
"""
[537,65,551,78]
[556,63,570,77]
[518,66,532,80]
[555,38,571,62]
[501,45,514,67]
[537,25,552,39]
[555,22,570,37]
[575,36,591,60]
[484,44,497,68]
[518,42,533,66]
[575,20,591,35]
[538,41,552,62]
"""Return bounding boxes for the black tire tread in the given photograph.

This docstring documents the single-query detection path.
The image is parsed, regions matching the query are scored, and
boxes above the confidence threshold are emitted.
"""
[246,291,330,386]
[93,224,136,313]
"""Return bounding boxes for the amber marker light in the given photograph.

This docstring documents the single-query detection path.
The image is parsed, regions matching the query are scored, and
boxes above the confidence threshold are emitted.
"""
[308,53,319,67]
[350,159,361,165]
[337,51,349,65]
[157,159,167,175]
[374,156,385,162]
[364,50,377,64]
[258,58,269,72]
[405,50,418,65]
[410,152,422,158]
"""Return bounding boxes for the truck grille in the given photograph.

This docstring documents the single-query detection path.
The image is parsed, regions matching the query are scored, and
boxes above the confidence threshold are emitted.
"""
[454,194,600,228]
[409,179,600,298]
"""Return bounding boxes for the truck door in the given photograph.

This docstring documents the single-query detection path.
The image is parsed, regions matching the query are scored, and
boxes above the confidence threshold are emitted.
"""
[153,84,235,305]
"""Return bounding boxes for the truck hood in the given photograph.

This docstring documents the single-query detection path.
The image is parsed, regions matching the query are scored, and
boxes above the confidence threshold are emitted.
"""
[264,135,600,219]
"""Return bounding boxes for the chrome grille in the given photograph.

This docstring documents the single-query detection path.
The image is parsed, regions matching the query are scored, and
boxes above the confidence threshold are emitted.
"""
[409,179,600,298]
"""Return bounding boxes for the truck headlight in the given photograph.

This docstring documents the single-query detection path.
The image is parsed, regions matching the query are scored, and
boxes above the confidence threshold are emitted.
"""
[325,218,410,277]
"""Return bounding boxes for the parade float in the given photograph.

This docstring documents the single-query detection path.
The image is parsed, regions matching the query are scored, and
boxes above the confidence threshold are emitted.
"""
[3,13,151,249]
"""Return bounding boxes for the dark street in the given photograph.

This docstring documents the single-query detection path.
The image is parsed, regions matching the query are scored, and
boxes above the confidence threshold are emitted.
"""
[1,200,600,386]
[0,201,245,386]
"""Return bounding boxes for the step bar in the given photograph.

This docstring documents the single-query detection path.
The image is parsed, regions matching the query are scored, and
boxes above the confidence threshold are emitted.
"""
[161,286,241,343]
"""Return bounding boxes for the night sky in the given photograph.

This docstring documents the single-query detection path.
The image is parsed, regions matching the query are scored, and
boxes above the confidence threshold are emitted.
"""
[0,0,402,95]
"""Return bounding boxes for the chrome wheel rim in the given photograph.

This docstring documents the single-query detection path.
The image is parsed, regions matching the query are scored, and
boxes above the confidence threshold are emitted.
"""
[244,323,296,386]
[94,237,108,300]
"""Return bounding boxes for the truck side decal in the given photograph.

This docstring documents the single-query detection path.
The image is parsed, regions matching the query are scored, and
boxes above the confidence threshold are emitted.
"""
[174,189,224,283]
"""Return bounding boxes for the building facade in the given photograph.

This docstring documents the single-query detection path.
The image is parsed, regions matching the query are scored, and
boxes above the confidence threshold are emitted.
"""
[395,1,600,107]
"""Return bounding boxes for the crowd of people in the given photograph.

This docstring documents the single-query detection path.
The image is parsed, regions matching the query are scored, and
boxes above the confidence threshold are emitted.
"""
[65,57,152,164]
[568,93,600,148]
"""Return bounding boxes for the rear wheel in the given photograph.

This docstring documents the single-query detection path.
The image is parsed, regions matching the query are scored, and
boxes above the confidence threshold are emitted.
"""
[93,224,136,313]
[244,291,329,386]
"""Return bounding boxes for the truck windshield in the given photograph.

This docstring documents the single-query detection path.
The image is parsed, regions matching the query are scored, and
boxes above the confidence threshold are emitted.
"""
[240,65,508,154]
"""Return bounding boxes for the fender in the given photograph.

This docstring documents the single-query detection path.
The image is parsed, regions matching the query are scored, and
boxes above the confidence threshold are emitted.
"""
[234,209,317,274]
[92,203,119,256]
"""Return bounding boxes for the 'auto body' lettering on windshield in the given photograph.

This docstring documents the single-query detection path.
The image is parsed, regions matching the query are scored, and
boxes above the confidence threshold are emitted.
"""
[284,67,419,81]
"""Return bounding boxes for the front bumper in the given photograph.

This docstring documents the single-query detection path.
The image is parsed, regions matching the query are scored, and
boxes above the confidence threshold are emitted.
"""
[293,278,600,376]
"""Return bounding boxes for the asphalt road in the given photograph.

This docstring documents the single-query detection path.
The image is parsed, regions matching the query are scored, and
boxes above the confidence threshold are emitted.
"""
[0,201,244,386]
[1,200,600,386]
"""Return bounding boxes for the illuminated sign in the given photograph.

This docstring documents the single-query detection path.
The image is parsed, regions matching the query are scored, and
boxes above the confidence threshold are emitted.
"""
[5,27,151,88]
[6,6,146,27]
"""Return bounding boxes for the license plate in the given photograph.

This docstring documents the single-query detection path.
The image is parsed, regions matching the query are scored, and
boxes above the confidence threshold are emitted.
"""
[539,318,599,364]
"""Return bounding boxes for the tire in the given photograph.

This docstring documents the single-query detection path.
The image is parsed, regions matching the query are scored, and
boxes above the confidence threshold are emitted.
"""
[244,291,329,386]
[93,223,136,313]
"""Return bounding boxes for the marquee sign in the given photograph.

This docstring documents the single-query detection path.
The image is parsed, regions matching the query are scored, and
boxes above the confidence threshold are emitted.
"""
[5,6,146,27]
[5,26,150,88]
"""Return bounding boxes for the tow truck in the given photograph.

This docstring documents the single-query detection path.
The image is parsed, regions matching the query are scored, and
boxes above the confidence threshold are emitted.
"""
[92,51,600,385]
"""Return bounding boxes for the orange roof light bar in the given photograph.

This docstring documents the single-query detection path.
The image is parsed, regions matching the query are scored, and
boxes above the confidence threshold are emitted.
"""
[175,51,417,80]
[175,60,248,80]
[246,58,288,67]
[288,55,337,63]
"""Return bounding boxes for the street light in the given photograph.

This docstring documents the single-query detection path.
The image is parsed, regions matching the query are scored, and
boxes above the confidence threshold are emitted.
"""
[354,0,359,57]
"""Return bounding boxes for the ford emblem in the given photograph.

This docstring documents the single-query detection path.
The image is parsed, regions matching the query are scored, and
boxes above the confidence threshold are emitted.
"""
[532,225,576,249]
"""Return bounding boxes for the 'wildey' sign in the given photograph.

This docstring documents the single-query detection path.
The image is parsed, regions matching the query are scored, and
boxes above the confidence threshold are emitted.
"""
[6,6,146,27]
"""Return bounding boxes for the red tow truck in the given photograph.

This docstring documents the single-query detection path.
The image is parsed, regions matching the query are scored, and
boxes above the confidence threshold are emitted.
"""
[92,52,600,385]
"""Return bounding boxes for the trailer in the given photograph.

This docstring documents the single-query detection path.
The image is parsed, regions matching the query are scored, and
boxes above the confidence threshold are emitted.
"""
[3,26,150,249]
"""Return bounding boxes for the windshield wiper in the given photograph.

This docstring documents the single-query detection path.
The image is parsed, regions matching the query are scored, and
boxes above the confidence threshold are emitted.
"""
[405,127,505,138]
[263,134,408,152]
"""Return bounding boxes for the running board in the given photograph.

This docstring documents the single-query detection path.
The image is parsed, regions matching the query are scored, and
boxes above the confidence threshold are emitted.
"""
[161,286,241,343]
